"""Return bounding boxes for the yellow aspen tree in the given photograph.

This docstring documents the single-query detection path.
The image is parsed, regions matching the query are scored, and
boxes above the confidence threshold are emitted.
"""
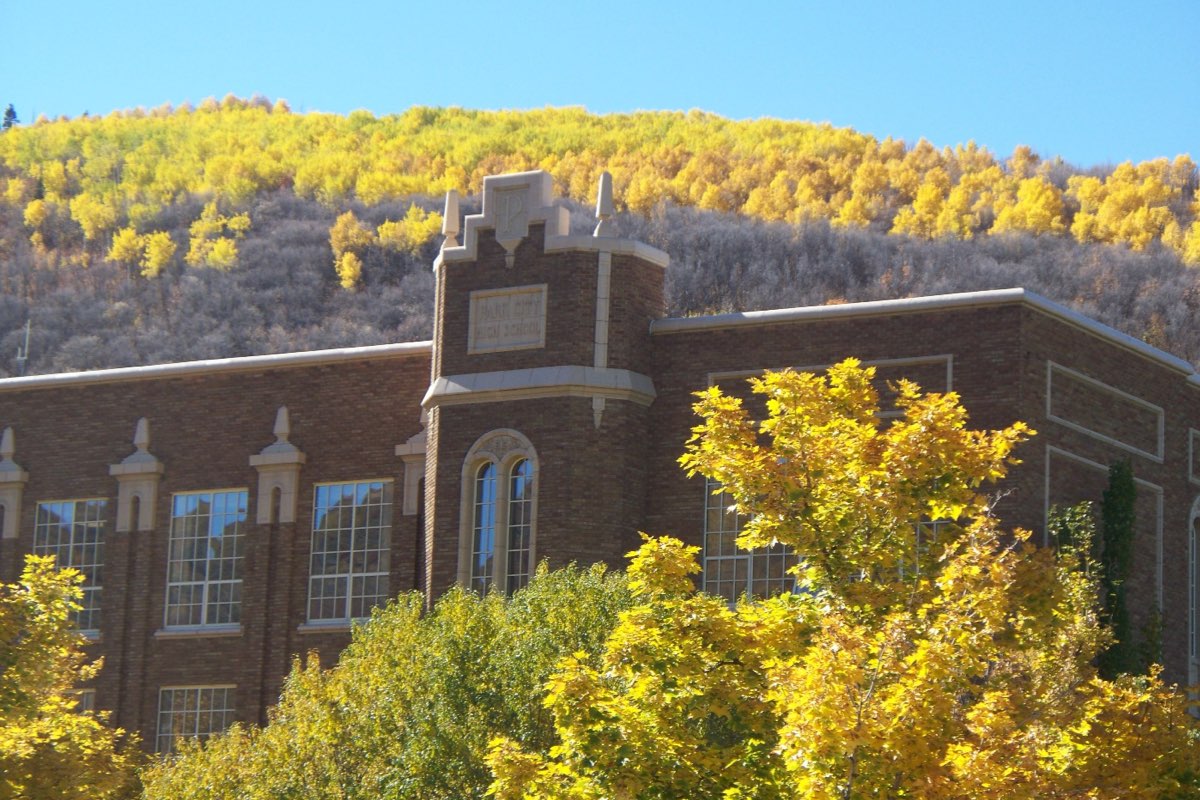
[140,231,176,278]
[892,167,950,238]
[933,181,976,238]
[186,202,250,267]
[22,198,48,230]
[1180,220,1200,265]
[106,226,143,265]
[991,176,1067,235]
[335,251,363,289]
[328,210,374,257]
[68,192,118,241]
[204,237,239,270]
[1007,144,1040,179]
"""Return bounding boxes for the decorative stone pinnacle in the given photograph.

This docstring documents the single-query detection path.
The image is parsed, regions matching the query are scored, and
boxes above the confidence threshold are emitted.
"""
[442,190,460,248]
[0,427,12,461]
[594,171,614,237]
[273,406,290,443]
[133,417,150,453]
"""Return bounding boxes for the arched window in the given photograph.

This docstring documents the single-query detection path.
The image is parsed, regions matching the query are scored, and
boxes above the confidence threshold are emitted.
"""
[459,431,538,595]
[471,463,497,593]
[507,459,534,592]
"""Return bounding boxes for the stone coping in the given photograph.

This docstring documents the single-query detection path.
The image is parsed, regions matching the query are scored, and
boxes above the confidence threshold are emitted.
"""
[0,341,433,392]
[651,288,1198,378]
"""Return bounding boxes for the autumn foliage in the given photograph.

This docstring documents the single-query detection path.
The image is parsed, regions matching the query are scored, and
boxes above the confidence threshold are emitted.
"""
[0,557,139,799]
[488,361,1200,799]
[1,101,1198,282]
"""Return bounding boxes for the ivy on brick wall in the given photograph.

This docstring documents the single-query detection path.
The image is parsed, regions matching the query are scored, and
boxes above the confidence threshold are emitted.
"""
[1098,460,1140,678]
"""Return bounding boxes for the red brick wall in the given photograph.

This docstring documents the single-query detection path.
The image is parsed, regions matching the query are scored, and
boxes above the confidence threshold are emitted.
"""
[1018,307,1199,683]
[1,234,1197,752]
[426,224,664,597]
[0,353,430,746]
[644,305,1030,547]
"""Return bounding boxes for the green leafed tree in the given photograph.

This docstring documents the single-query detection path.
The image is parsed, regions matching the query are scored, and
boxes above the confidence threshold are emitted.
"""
[140,562,632,800]
[0,556,140,799]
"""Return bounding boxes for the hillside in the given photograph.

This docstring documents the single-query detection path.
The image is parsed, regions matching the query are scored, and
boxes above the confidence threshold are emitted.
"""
[0,100,1197,375]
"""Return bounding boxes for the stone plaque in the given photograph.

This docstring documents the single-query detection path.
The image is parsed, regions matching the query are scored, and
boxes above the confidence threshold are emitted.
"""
[469,285,547,353]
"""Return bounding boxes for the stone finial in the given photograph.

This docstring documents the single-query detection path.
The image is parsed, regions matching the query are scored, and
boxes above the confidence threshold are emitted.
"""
[133,417,150,453]
[251,406,306,524]
[442,190,460,248]
[273,406,291,443]
[0,426,27,540]
[594,171,614,237]
[0,426,13,462]
[110,417,163,532]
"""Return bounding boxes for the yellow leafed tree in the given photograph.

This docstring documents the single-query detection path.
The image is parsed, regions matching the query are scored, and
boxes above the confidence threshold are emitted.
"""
[489,360,1200,800]
[0,557,140,799]
[140,231,176,278]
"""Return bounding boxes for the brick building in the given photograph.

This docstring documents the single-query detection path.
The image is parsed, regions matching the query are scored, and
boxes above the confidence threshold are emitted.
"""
[0,170,1198,752]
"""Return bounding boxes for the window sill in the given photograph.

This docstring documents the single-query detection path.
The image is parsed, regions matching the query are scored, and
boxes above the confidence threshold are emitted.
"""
[79,629,101,643]
[154,624,243,640]
[296,620,362,634]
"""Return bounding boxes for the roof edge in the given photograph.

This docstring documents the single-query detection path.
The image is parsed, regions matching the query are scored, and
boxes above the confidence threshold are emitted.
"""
[651,288,1197,377]
[0,340,433,393]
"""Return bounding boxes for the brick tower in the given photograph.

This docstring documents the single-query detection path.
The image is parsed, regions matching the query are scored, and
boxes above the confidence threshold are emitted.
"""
[422,171,668,597]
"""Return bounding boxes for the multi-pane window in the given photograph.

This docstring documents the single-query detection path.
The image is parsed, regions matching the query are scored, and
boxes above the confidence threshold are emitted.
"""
[468,457,536,596]
[702,480,798,602]
[308,480,391,622]
[74,689,96,714]
[156,686,235,753]
[165,491,247,628]
[34,499,106,632]
[471,464,497,594]
[506,459,534,592]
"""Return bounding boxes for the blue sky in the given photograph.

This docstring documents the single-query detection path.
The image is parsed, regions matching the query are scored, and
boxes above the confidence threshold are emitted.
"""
[4,0,1196,168]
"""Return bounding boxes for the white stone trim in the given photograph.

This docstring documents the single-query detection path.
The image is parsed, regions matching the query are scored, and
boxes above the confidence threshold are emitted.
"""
[110,418,163,533]
[652,288,1197,379]
[0,341,432,393]
[250,406,306,524]
[457,429,538,591]
[594,252,612,369]
[153,624,243,640]
[1043,444,1164,608]
[434,170,668,270]
[1045,361,1165,463]
[0,485,25,539]
[0,427,28,539]
[296,620,355,634]
[395,427,427,517]
[438,233,669,271]
[424,365,656,409]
